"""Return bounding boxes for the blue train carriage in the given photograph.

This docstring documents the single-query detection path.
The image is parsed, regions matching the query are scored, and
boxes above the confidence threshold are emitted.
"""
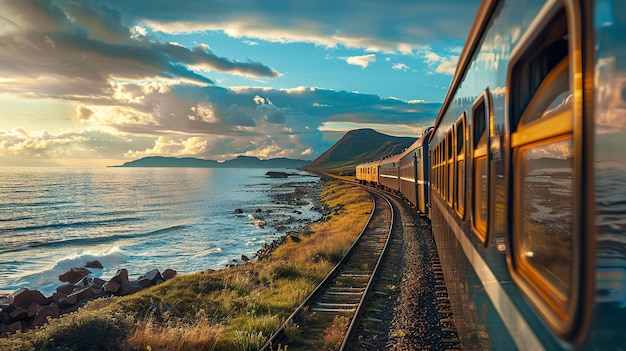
[378,153,402,193]
[398,127,433,214]
[428,0,625,349]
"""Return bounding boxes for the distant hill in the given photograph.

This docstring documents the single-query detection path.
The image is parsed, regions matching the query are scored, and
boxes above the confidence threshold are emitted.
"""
[304,129,416,175]
[111,155,310,169]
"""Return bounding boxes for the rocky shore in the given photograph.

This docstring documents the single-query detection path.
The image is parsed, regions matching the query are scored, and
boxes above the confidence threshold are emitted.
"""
[0,260,177,336]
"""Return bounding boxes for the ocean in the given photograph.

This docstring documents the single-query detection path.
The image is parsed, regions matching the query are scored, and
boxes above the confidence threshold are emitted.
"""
[0,167,320,296]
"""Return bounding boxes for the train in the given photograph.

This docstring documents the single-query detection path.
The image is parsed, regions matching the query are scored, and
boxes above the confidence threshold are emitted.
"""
[355,0,626,349]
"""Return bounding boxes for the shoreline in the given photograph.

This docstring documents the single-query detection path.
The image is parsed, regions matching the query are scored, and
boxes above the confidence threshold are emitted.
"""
[1,178,325,316]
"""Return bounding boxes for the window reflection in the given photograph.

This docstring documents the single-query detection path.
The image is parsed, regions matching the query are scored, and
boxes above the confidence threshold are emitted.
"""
[518,138,573,296]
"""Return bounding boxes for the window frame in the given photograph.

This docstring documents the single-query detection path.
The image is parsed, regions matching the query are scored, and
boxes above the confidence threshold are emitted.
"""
[471,89,493,243]
[506,0,592,339]
[455,112,467,219]
[446,129,456,207]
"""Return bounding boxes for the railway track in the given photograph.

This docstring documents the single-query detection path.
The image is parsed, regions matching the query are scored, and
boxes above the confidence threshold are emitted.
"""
[261,191,394,350]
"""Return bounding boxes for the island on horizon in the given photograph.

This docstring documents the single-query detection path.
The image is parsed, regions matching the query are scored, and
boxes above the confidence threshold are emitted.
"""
[110,155,311,169]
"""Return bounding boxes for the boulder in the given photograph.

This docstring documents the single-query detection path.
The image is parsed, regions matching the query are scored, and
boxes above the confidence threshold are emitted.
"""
[11,288,49,308]
[28,303,42,318]
[58,294,78,309]
[8,320,23,333]
[32,303,59,327]
[119,281,141,296]
[0,293,12,309]
[110,269,129,284]
[234,208,244,214]
[137,277,153,288]
[68,286,96,301]
[56,284,78,295]
[85,260,103,269]
[88,277,106,289]
[162,268,177,280]
[1,310,10,324]
[255,208,262,213]
[9,307,28,321]
[102,281,121,293]
[138,269,163,288]
[241,255,250,262]
[59,267,91,284]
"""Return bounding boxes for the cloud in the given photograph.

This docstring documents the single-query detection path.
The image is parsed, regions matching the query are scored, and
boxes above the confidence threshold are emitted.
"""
[55,82,440,161]
[421,49,459,75]
[0,126,154,167]
[109,0,480,54]
[0,0,279,100]
[392,63,410,71]
[346,54,376,69]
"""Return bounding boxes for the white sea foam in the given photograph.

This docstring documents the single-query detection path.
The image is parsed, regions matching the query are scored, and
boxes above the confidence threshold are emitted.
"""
[15,247,128,296]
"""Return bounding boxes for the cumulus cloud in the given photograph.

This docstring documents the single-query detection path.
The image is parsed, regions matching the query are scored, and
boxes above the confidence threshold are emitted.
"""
[346,54,376,69]
[421,49,459,75]
[0,127,154,167]
[0,0,279,100]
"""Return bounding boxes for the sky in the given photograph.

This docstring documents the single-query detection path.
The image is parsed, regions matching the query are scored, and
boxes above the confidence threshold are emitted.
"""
[0,0,481,167]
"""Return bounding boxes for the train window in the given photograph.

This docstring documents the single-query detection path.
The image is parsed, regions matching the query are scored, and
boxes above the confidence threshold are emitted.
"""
[447,130,454,206]
[443,135,448,200]
[455,113,466,218]
[471,91,491,242]
[508,3,586,337]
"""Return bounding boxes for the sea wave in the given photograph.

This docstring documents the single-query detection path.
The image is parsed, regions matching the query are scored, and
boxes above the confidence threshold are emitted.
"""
[0,224,189,254]
[2,216,141,233]
[12,246,129,296]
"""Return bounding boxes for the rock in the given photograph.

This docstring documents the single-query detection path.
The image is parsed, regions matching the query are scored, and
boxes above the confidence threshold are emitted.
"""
[119,281,141,296]
[110,269,129,284]
[138,269,163,288]
[143,269,163,282]
[9,307,28,321]
[85,260,103,269]
[91,277,106,289]
[11,288,49,308]
[255,208,262,213]
[8,320,23,333]
[68,286,95,301]
[56,284,78,295]
[28,303,42,318]
[162,268,177,280]
[76,276,90,287]
[137,277,153,288]
[266,171,289,178]
[102,281,121,293]
[234,208,244,214]
[0,293,12,309]
[58,294,78,308]
[59,267,91,284]
[241,255,250,262]
[32,303,59,327]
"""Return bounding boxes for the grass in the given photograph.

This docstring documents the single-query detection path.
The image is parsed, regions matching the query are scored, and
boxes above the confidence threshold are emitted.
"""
[1,179,371,351]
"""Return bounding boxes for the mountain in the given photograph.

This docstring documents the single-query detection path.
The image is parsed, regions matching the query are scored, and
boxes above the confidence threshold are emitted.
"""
[304,129,417,175]
[111,155,310,169]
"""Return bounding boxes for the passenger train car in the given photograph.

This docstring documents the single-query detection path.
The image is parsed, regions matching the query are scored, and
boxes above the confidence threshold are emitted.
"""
[356,0,626,349]
[356,127,432,214]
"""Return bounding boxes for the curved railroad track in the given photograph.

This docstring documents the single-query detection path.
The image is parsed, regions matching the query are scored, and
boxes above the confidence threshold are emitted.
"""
[261,190,394,351]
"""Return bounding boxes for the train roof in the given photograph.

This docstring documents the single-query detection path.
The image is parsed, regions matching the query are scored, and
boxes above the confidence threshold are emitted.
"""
[379,153,403,166]
[429,0,497,143]
[400,127,434,158]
